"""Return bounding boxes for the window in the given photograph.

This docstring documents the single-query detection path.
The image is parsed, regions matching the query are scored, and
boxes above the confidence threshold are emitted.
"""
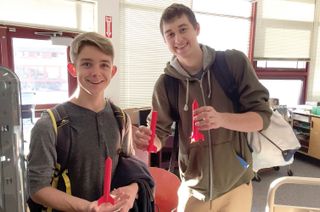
[256,60,307,69]
[193,0,253,54]
[12,38,69,105]
[1,26,77,106]
[253,0,318,105]
[254,60,308,106]
[254,0,314,59]
[260,79,304,107]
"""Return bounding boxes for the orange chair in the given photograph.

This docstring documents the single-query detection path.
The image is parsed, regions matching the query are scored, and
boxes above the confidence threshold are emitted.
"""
[149,167,181,212]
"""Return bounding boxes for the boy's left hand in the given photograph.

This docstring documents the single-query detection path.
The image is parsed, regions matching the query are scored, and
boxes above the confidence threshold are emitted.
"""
[112,183,139,212]
[194,106,223,130]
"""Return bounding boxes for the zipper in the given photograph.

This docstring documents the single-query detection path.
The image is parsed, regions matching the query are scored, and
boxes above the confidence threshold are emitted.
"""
[199,76,214,200]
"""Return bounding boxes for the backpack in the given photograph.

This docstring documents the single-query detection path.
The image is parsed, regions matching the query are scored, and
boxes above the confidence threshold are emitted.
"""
[248,109,300,172]
[164,50,300,173]
[27,101,126,212]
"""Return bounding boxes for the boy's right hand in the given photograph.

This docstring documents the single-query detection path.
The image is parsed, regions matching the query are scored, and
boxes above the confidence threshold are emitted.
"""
[132,125,152,151]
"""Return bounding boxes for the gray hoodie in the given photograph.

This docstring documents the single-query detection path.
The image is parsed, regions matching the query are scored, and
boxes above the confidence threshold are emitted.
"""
[151,45,271,201]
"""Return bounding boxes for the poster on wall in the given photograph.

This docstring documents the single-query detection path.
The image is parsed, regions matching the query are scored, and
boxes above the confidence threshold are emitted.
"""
[105,16,112,38]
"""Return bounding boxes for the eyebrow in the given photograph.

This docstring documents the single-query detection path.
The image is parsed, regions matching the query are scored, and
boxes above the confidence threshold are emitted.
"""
[80,58,111,64]
[164,23,188,35]
[80,58,93,62]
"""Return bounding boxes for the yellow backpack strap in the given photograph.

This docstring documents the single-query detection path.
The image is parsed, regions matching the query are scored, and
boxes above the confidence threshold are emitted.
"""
[46,106,72,212]
[47,109,57,135]
[47,108,58,212]
[62,170,71,195]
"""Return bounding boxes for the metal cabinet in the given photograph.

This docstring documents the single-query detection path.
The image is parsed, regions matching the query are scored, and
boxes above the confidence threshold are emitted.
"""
[0,66,26,212]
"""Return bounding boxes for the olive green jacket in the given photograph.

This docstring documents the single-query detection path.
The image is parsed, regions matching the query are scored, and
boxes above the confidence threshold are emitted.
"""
[151,45,272,201]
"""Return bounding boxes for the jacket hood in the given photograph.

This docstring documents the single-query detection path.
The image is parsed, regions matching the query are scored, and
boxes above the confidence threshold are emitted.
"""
[164,44,216,80]
[164,45,216,111]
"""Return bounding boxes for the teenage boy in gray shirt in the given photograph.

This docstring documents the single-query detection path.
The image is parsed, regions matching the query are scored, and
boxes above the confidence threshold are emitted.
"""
[28,32,140,212]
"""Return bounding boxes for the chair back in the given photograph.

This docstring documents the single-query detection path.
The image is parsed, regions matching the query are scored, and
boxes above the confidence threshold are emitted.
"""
[149,167,180,212]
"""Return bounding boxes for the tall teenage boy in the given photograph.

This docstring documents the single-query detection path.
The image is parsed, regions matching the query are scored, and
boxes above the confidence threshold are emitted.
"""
[134,4,272,212]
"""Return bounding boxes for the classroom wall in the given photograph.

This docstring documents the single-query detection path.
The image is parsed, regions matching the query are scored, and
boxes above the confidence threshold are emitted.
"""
[96,0,320,105]
[0,0,319,104]
[96,0,121,104]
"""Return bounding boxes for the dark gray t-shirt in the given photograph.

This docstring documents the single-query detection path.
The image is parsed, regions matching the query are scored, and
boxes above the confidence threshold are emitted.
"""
[27,101,133,201]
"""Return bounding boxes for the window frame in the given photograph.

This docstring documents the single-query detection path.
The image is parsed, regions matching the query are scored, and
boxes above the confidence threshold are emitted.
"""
[253,60,309,104]
[0,25,78,116]
[251,1,308,106]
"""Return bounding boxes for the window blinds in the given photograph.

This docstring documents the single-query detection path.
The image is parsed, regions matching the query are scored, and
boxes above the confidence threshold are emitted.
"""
[118,0,191,108]
[254,0,315,60]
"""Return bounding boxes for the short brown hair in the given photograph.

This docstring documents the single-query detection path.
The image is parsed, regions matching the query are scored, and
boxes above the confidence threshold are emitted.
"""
[160,3,198,36]
[70,32,114,63]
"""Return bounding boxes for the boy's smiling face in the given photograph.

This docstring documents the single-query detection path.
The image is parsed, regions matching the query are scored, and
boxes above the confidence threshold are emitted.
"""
[162,14,200,60]
[74,45,116,97]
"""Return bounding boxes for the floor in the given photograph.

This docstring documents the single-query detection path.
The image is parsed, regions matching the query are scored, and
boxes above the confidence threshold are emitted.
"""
[252,153,320,212]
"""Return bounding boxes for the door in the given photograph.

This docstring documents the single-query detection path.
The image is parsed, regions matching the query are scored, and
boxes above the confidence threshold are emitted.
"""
[0,25,78,212]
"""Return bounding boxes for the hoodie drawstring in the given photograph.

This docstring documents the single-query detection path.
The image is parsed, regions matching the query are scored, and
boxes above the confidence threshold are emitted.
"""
[207,69,212,98]
[184,78,189,111]
[183,70,211,111]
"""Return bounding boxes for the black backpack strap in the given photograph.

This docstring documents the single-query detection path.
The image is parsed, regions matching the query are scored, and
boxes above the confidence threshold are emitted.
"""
[49,104,71,174]
[168,121,179,173]
[163,74,179,173]
[109,101,126,140]
[46,104,73,200]
[109,101,128,157]
[212,51,249,157]
[164,74,180,121]
[212,51,240,112]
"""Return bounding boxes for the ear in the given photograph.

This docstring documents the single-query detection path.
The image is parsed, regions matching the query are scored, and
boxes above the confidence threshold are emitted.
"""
[111,65,117,77]
[195,23,200,36]
[67,63,77,78]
